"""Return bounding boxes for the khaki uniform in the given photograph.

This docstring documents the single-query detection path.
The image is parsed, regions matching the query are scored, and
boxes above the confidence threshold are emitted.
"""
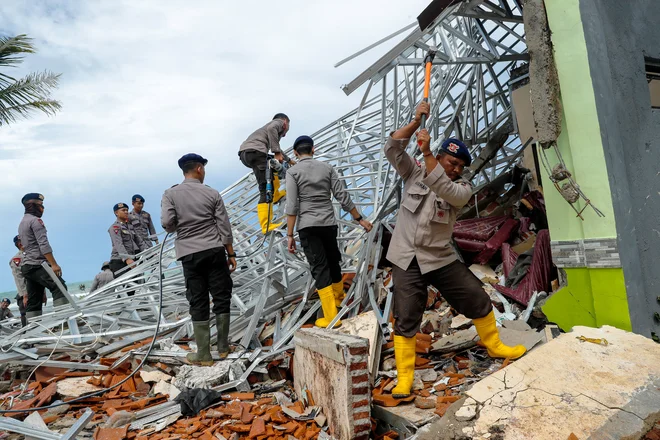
[109,221,146,262]
[238,119,290,162]
[129,210,157,247]
[161,178,234,321]
[91,269,115,291]
[286,156,359,290]
[9,251,27,321]
[17,214,67,313]
[384,136,492,337]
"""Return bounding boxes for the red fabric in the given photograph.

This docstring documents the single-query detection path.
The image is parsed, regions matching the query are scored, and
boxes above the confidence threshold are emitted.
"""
[501,243,519,279]
[493,229,552,306]
[453,216,507,241]
[453,237,486,253]
[474,218,519,264]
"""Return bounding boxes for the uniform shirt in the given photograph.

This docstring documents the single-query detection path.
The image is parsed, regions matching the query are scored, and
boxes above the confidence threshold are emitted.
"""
[285,156,356,230]
[161,178,234,260]
[129,210,157,244]
[9,251,27,298]
[18,214,53,266]
[108,220,146,261]
[90,269,114,291]
[384,136,472,274]
[0,308,13,321]
[238,119,290,162]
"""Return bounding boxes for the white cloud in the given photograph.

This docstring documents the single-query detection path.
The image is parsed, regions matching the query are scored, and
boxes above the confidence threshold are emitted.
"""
[0,0,429,289]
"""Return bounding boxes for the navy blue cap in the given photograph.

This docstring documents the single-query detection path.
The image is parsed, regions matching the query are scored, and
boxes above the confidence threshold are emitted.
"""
[178,153,208,169]
[441,138,472,167]
[13,235,19,245]
[21,193,44,205]
[132,194,145,203]
[293,135,314,151]
[1,298,10,304]
[113,202,129,212]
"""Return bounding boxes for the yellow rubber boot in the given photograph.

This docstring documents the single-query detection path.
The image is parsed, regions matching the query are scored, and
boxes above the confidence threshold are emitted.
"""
[257,203,281,234]
[315,285,341,328]
[332,281,346,307]
[391,335,416,398]
[473,310,526,359]
[272,174,286,204]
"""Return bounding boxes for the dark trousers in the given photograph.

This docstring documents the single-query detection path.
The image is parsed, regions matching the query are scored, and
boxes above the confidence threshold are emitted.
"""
[181,247,233,322]
[392,258,492,338]
[299,226,343,291]
[21,264,67,313]
[109,259,133,296]
[239,149,268,204]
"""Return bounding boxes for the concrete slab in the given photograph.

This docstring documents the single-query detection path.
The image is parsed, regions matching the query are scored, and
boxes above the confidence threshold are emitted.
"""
[498,327,544,351]
[417,326,660,440]
[337,311,381,383]
[430,327,478,354]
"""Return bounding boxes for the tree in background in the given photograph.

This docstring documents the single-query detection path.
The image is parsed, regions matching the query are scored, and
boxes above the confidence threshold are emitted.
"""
[0,34,61,126]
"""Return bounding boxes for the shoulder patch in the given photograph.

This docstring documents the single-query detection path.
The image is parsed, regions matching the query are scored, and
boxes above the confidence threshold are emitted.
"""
[414,158,422,168]
[11,257,21,267]
[37,219,44,226]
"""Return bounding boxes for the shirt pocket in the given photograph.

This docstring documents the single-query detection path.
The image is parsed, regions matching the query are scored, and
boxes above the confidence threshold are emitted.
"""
[431,197,454,224]
[401,184,429,214]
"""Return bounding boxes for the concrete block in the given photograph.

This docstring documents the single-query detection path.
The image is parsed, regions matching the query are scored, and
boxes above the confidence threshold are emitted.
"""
[294,328,370,440]
[418,325,660,440]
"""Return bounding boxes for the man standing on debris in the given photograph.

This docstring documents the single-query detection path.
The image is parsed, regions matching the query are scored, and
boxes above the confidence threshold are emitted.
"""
[90,261,114,292]
[161,153,236,365]
[384,102,526,398]
[18,193,69,317]
[129,194,159,248]
[238,113,295,234]
[9,236,28,326]
[108,202,147,285]
[286,135,372,328]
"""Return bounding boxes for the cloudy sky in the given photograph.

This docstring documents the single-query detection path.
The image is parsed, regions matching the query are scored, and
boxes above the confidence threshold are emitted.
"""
[0,0,430,291]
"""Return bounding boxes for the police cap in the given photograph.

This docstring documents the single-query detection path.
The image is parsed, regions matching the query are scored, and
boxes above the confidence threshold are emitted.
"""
[113,202,128,212]
[178,153,208,170]
[1,298,10,304]
[440,138,472,167]
[132,194,145,203]
[13,235,19,245]
[293,135,314,151]
[21,193,44,205]
[102,261,111,269]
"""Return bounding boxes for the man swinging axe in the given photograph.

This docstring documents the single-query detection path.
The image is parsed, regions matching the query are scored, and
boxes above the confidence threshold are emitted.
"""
[286,136,372,327]
[238,114,296,234]
[384,101,526,399]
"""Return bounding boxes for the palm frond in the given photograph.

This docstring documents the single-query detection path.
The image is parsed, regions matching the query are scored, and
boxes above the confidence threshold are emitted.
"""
[0,70,62,125]
[0,34,35,68]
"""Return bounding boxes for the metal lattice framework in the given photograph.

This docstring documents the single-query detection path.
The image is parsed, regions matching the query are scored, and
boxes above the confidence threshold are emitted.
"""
[0,0,528,393]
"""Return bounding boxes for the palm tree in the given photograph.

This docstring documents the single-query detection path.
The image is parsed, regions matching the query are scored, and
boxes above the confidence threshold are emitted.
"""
[0,34,61,126]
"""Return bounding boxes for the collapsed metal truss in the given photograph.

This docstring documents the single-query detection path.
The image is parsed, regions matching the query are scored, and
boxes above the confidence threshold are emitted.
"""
[0,0,528,401]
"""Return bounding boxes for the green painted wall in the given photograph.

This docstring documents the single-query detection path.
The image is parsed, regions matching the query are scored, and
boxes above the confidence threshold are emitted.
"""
[542,268,632,332]
[543,0,617,240]
[539,0,632,332]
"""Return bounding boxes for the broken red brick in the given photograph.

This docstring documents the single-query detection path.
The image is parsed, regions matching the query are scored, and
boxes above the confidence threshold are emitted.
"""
[248,417,265,438]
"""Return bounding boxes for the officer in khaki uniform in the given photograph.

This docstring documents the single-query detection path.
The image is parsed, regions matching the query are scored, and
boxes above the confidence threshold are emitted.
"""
[385,102,525,398]
[285,136,372,328]
[90,261,114,292]
[108,202,146,289]
[129,195,159,248]
[238,113,295,233]
[10,236,28,326]
[18,193,69,318]
[161,153,236,365]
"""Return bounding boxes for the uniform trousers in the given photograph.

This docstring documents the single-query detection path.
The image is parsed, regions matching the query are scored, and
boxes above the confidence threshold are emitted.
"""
[21,264,67,313]
[298,225,342,290]
[109,259,135,296]
[392,258,492,338]
[239,149,269,204]
[181,247,233,322]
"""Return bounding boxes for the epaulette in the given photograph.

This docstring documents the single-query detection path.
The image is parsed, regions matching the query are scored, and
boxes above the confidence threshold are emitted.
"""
[170,184,178,188]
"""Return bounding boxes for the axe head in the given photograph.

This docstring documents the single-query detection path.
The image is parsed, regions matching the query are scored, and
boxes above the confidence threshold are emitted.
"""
[417,0,455,32]
[425,46,439,63]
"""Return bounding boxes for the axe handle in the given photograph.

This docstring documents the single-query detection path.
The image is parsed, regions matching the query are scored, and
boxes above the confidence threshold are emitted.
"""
[417,60,433,147]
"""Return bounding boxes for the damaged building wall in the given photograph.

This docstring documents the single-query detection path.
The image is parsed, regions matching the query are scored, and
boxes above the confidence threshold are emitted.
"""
[578,0,660,338]
[526,0,632,332]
